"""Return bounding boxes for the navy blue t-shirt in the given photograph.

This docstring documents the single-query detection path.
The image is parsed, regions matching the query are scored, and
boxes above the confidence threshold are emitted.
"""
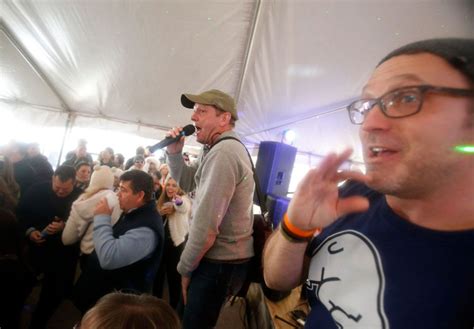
[304,182,474,329]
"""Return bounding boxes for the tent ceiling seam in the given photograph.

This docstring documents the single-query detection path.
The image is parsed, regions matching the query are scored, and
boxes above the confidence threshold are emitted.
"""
[0,19,72,113]
[242,102,351,137]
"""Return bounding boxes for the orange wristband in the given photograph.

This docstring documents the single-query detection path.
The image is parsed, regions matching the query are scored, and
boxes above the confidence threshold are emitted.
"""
[283,213,317,239]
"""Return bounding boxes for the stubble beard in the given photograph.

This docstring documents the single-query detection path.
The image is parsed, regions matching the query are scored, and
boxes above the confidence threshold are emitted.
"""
[365,154,451,199]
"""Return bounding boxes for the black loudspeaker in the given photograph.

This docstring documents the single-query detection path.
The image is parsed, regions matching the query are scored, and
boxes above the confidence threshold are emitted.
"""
[255,141,297,203]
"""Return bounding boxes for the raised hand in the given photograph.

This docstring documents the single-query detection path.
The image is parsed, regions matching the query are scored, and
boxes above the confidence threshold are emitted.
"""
[286,149,370,231]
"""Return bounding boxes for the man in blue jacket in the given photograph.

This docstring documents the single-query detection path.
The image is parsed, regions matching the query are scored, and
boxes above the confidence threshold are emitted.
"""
[73,170,164,313]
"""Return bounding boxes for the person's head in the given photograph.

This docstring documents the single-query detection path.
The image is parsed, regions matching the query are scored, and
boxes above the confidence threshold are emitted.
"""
[133,155,145,170]
[52,165,76,198]
[135,146,145,156]
[164,177,184,199]
[112,167,124,190]
[114,153,125,167]
[151,171,162,192]
[347,38,474,198]
[158,177,184,209]
[158,163,169,177]
[83,165,114,198]
[75,162,92,183]
[76,145,87,158]
[4,141,28,163]
[144,157,160,174]
[118,170,153,212]
[78,292,180,329]
[27,143,41,157]
[76,139,88,158]
[100,147,114,163]
[181,89,237,145]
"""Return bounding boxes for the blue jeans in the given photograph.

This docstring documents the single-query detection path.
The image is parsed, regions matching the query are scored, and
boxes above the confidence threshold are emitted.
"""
[179,259,250,329]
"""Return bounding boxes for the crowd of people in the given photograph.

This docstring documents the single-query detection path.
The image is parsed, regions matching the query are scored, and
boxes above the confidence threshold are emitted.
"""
[0,37,473,329]
[0,140,191,328]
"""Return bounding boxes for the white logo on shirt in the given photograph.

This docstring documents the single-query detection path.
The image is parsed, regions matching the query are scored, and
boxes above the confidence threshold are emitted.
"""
[306,230,389,328]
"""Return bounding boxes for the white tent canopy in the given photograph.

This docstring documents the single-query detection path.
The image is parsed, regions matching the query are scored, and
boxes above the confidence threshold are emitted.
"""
[1,0,473,166]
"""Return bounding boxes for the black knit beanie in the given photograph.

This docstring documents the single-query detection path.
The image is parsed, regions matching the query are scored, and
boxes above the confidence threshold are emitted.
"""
[378,38,474,85]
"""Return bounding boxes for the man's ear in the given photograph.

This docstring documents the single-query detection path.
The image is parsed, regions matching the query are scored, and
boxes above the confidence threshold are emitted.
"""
[220,112,231,126]
[136,190,145,203]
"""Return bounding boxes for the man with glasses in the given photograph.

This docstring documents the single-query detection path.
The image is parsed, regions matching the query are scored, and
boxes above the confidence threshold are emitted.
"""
[263,38,474,329]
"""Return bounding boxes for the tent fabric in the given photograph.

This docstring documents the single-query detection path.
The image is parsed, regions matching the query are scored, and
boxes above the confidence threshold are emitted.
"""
[1,0,473,164]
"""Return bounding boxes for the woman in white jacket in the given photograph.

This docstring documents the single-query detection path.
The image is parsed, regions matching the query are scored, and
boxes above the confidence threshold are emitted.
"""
[62,165,122,257]
[153,176,191,309]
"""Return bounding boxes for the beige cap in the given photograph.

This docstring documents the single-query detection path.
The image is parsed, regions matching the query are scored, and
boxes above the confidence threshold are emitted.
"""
[181,89,238,120]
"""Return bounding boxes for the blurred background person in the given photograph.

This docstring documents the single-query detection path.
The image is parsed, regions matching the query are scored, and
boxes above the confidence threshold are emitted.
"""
[112,167,124,192]
[98,147,115,167]
[144,156,160,176]
[124,146,145,170]
[26,142,54,183]
[113,153,125,170]
[63,139,93,167]
[158,163,169,188]
[128,155,145,171]
[151,171,163,201]
[75,161,92,192]
[3,141,37,196]
[0,155,20,205]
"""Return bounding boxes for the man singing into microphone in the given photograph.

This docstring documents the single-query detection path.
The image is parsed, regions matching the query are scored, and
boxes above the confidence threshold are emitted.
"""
[165,89,254,329]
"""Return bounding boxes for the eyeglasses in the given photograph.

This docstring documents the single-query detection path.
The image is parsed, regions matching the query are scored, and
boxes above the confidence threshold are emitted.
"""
[347,85,474,125]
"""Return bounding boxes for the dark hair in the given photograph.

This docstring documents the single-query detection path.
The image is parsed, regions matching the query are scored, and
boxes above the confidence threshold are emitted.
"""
[105,147,114,155]
[379,38,474,86]
[80,292,180,329]
[136,146,145,155]
[151,171,162,180]
[134,155,145,163]
[120,170,154,202]
[75,161,92,171]
[17,142,29,157]
[54,165,76,182]
[114,153,125,166]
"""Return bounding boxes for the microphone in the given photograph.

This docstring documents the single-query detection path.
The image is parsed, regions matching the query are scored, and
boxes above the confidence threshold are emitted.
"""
[147,124,196,153]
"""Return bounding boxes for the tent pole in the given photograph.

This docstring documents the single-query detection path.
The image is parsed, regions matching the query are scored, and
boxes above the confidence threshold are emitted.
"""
[234,0,262,104]
[57,113,76,167]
